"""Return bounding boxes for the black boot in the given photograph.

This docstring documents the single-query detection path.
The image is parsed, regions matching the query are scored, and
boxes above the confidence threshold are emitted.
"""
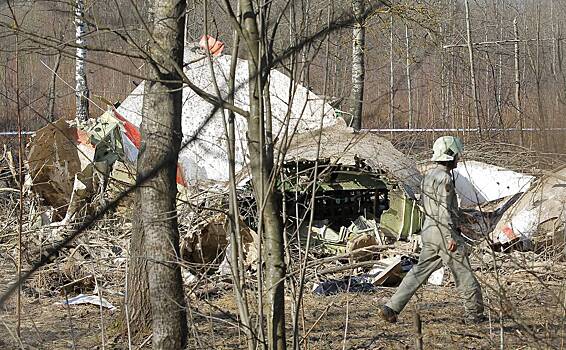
[379,305,398,323]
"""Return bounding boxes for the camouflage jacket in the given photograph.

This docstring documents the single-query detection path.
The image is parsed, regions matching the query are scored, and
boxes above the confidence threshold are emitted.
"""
[421,163,460,242]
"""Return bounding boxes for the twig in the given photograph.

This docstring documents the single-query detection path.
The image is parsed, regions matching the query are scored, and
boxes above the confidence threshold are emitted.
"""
[15,19,24,342]
[0,188,19,193]
[63,290,78,350]
[561,284,565,350]
[341,276,353,350]
[94,275,107,350]
[136,333,152,349]
[1,319,25,350]
[300,301,335,345]
[307,259,384,279]
[486,289,493,338]
[413,309,423,350]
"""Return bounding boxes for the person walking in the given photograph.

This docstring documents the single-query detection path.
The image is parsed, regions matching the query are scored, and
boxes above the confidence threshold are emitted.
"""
[379,136,485,324]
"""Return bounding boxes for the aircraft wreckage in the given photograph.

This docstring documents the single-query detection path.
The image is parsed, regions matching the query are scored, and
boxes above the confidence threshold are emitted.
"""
[25,39,564,267]
[27,40,425,260]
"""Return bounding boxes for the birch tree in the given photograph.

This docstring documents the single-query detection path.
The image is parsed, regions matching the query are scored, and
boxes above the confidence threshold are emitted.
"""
[75,0,89,121]
[389,13,395,128]
[351,0,365,130]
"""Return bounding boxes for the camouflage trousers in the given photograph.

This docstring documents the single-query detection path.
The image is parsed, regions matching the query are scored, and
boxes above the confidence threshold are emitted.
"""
[385,229,484,317]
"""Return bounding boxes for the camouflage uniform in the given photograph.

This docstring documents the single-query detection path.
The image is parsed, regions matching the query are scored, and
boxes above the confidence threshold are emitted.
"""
[385,164,484,318]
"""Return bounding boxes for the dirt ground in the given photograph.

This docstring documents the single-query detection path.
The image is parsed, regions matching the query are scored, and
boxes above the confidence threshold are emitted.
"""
[0,258,564,350]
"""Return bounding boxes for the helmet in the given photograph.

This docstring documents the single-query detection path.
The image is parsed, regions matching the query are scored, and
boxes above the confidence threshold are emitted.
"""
[431,136,463,162]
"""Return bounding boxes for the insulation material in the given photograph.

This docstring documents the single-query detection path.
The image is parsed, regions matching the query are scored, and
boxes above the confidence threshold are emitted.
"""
[117,44,336,184]
[346,233,378,262]
[491,166,566,245]
[180,214,228,267]
[453,160,534,207]
[27,118,97,219]
[283,118,423,198]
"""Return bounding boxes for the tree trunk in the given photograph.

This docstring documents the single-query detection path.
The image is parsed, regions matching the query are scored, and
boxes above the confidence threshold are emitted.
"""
[47,52,61,122]
[484,33,490,130]
[240,0,285,348]
[389,13,395,129]
[556,23,566,117]
[125,195,151,341]
[215,2,255,349]
[551,0,557,78]
[496,8,504,132]
[534,4,546,150]
[513,17,523,146]
[464,0,481,135]
[350,0,365,130]
[138,0,187,348]
[75,0,89,121]
[226,29,255,350]
[405,23,413,129]
[440,22,451,129]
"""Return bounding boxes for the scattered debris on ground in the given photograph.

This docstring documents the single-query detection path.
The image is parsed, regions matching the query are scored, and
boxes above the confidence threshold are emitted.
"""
[490,165,566,253]
[0,72,564,347]
[16,111,566,305]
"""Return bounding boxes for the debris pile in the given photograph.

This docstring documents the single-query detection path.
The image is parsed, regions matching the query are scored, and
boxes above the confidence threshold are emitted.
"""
[490,166,566,253]
[116,42,336,185]
[24,216,131,300]
[16,111,566,302]
[8,39,565,304]
[453,160,534,206]
[280,119,423,246]
[0,145,18,205]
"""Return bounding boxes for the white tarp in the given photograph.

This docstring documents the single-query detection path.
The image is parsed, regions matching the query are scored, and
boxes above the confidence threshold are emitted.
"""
[453,161,534,207]
[117,45,336,184]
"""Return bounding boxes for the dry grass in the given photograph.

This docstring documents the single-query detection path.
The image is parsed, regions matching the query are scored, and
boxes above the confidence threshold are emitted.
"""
[0,249,564,349]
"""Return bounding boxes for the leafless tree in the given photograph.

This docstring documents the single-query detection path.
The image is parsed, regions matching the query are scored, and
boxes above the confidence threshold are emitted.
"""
[351,0,365,130]
[131,0,188,348]
[74,0,89,121]
[238,0,286,347]
[464,0,481,135]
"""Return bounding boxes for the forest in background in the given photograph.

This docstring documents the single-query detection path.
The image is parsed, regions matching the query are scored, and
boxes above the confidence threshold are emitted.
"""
[0,1,564,349]
[1,0,565,153]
